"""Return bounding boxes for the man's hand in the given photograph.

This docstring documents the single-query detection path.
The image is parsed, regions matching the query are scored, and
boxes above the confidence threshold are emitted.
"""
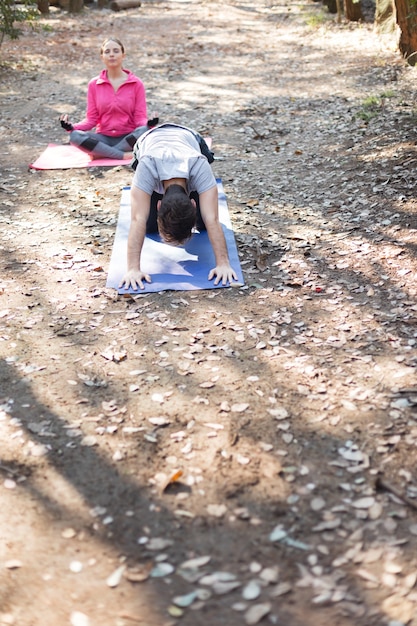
[122,187,151,291]
[200,186,238,286]
[119,269,151,291]
[208,264,238,286]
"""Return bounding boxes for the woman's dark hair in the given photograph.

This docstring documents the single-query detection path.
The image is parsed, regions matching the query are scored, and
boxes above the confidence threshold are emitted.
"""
[100,38,125,54]
[158,185,196,245]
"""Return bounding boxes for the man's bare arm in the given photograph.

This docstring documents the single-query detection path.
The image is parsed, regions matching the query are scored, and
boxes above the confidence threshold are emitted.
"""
[119,186,152,290]
[199,185,238,285]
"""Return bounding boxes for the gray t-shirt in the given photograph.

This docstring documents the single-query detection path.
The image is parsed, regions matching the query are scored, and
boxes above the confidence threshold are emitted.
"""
[132,124,216,195]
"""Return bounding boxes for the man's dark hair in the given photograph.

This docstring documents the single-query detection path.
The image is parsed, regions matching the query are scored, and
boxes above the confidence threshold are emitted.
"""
[158,185,196,245]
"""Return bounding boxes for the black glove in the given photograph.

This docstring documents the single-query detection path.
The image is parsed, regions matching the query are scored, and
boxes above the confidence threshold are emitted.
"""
[147,117,159,128]
[60,119,74,131]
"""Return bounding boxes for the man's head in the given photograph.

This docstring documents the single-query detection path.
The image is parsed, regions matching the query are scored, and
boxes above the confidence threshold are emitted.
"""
[157,185,196,245]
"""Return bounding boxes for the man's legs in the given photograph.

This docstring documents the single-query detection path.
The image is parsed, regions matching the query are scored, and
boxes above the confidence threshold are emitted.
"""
[146,192,162,233]
[189,191,206,231]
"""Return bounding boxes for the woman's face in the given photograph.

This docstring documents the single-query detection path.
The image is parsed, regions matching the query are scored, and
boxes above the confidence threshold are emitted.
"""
[100,40,125,69]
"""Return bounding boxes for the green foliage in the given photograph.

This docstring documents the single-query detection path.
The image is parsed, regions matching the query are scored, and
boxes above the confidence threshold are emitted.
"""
[362,95,380,107]
[356,91,396,122]
[408,0,417,21]
[356,110,376,122]
[0,0,39,47]
[305,9,329,27]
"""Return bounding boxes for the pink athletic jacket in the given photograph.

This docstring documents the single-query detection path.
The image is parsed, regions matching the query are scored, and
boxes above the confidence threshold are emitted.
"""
[73,69,148,136]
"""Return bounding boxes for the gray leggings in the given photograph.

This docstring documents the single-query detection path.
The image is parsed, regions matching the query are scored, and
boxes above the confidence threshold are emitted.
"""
[69,125,149,159]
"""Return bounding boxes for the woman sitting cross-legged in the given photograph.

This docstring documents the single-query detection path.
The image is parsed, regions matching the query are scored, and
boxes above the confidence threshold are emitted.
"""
[59,37,158,161]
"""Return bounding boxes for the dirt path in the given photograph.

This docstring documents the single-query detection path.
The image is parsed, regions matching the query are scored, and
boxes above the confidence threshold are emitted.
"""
[2,1,417,625]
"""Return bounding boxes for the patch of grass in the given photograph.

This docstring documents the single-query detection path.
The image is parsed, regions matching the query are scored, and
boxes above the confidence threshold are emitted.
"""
[355,94,387,122]
[356,110,377,122]
[298,2,333,28]
[362,95,380,108]
[304,9,329,27]
[361,91,395,110]
[357,91,396,120]
[380,89,395,98]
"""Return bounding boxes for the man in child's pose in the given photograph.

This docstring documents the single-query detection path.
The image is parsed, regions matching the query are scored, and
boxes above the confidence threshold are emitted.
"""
[119,123,238,291]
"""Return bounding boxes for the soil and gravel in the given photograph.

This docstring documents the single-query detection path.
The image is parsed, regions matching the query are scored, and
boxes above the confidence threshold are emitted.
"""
[2,1,417,625]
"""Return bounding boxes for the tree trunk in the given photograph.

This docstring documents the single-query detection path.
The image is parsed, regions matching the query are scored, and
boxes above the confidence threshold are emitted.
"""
[37,0,49,13]
[336,0,342,23]
[68,0,83,11]
[323,0,338,13]
[394,0,417,63]
[344,0,363,21]
[110,0,141,10]
[375,0,396,33]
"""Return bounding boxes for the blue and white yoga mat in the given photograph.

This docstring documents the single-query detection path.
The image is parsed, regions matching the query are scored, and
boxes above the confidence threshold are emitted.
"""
[106,180,244,294]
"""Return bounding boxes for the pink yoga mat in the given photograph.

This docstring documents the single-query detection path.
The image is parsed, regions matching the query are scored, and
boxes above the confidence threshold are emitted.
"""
[29,144,129,170]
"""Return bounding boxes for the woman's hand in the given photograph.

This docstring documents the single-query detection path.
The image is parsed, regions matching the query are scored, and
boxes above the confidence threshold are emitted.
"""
[60,114,73,132]
[147,111,159,128]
